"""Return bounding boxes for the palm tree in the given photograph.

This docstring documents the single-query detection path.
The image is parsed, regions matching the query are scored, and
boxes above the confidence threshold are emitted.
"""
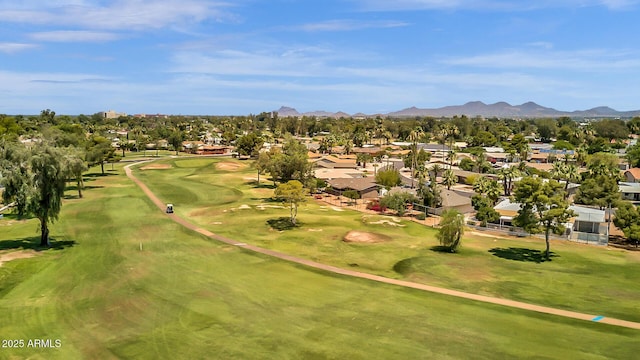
[343,138,353,155]
[446,148,458,169]
[416,164,429,185]
[497,166,519,196]
[473,150,489,173]
[374,122,386,147]
[551,161,567,181]
[408,127,425,188]
[485,180,502,205]
[430,164,443,181]
[442,169,457,190]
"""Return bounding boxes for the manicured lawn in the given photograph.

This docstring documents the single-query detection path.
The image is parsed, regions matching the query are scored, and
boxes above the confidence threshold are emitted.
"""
[0,161,638,358]
[135,157,640,324]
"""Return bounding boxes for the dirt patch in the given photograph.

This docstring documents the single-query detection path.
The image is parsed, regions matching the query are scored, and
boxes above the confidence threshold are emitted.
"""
[256,204,285,210]
[216,162,246,171]
[0,250,37,267]
[343,231,392,243]
[362,215,405,227]
[140,164,172,170]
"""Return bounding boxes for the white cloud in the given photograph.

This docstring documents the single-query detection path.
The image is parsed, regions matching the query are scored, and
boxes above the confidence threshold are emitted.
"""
[291,19,409,32]
[29,31,121,42]
[442,48,640,71]
[0,1,233,31]
[0,42,37,53]
[351,0,640,11]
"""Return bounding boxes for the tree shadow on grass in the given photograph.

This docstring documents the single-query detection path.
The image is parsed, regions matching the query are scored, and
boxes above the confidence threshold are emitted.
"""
[84,172,117,178]
[0,237,76,252]
[266,217,301,231]
[430,245,456,253]
[0,213,36,221]
[251,182,276,189]
[488,247,557,263]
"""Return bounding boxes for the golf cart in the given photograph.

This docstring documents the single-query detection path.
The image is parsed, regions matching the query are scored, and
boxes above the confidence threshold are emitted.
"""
[166,204,174,214]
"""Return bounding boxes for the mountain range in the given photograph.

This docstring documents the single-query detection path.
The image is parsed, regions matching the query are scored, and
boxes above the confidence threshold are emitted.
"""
[275,101,640,119]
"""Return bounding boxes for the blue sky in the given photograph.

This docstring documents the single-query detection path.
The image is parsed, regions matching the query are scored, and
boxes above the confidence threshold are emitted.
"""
[1,0,639,115]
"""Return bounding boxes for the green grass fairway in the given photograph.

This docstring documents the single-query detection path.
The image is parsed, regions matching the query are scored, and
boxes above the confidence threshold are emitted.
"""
[0,162,638,359]
[134,157,640,324]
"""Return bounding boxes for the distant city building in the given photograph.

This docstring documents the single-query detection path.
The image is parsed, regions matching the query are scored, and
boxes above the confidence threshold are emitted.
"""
[100,110,127,119]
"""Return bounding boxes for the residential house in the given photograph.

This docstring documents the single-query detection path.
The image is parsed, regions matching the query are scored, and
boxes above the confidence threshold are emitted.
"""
[619,182,640,203]
[326,178,379,199]
[451,169,499,184]
[182,141,204,153]
[315,155,358,169]
[623,168,640,183]
[440,189,474,214]
[198,145,230,155]
[568,205,608,245]
[493,199,608,244]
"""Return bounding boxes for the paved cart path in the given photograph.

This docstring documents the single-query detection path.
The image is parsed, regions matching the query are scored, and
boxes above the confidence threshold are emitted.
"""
[125,162,640,330]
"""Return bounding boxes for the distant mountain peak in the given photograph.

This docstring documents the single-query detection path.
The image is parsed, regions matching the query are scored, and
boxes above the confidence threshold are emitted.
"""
[273,101,640,118]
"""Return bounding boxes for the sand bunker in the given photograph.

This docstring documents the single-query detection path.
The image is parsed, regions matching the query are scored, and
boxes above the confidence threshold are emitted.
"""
[343,231,392,243]
[216,162,246,171]
[0,250,36,267]
[140,164,172,170]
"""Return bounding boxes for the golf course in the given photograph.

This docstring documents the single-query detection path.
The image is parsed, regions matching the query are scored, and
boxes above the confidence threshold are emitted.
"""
[1,156,639,359]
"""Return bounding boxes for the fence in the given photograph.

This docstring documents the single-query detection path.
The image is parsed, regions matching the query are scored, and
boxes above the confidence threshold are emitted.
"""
[466,223,609,246]
[570,232,609,246]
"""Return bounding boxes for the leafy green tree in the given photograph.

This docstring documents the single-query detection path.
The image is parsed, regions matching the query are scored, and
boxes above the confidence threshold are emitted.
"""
[267,136,312,184]
[379,191,417,216]
[627,117,640,135]
[255,151,271,185]
[236,133,264,158]
[469,130,497,147]
[62,149,88,198]
[437,209,465,252]
[612,201,640,247]
[505,133,529,161]
[574,175,620,210]
[0,141,67,246]
[0,115,23,139]
[592,119,629,142]
[274,180,308,225]
[168,130,185,156]
[375,168,402,189]
[471,194,500,226]
[476,205,500,226]
[513,177,574,261]
[626,143,640,168]
[535,118,557,142]
[587,152,621,179]
[86,135,115,175]
[343,189,361,204]
[459,157,474,171]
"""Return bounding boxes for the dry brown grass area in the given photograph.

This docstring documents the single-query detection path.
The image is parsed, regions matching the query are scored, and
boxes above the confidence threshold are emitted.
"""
[0,250,37,267]
[216,162,247,171]
[343,231,392,243]
[140,164,172,170]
